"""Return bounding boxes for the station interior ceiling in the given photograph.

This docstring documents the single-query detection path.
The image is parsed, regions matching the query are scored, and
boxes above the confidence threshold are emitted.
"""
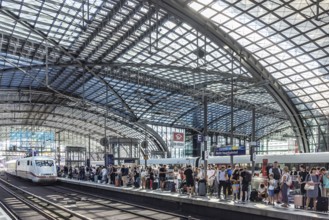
[0,0,329,154]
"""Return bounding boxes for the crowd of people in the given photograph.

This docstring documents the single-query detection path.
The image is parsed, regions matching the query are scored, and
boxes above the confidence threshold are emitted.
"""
[57,161,329,210]
[259,162,329,209]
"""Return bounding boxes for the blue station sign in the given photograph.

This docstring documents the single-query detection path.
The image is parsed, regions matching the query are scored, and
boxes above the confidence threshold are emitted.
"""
[214,145,246,156]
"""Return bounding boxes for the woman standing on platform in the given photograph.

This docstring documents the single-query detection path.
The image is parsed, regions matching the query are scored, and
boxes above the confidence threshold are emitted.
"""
[141,168,147,189]
[280,166,290,208]
[305,167,320,210]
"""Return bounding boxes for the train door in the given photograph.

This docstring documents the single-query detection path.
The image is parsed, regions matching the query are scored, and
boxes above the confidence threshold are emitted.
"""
[27,160,33,180]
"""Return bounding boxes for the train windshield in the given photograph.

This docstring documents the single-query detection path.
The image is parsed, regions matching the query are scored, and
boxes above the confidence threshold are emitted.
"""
[35,160,54,167]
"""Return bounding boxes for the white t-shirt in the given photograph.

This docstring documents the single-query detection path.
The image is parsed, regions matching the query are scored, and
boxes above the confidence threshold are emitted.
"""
[217,170,227,182]
[268,179,277,190]
[141,171,147,178]
[101,168,107,177]
[207,169,215,179]
[197,170,204,179]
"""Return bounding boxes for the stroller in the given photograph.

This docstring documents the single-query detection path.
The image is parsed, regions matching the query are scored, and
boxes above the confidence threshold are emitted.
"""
[179,179,188,194]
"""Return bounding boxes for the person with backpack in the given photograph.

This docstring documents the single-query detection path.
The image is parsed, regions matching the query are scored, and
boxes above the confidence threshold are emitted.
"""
[239,167,251,203]
[269,161,282,204]
[280,166,291,208]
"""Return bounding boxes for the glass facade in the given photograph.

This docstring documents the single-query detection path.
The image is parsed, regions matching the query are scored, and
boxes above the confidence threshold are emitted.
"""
[150,125,186,158]
[0,126,101,161]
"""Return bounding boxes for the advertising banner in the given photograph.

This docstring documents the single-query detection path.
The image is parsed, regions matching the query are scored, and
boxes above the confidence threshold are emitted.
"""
[214,145,246,156]
[105,154,114,166]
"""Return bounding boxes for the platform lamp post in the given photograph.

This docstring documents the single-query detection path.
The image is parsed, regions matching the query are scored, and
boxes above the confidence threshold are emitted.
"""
[251,108,256,176]
[141,123,148,168]
[202,88,208,186]
[141,140,148,168]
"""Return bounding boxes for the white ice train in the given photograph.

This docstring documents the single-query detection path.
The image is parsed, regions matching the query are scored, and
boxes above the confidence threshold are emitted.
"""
[141,152,329,169]
[6,156,57,183]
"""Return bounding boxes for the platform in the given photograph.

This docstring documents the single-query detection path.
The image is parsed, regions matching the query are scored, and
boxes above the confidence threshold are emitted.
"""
[0,203,15,220]
[58,178,328,220]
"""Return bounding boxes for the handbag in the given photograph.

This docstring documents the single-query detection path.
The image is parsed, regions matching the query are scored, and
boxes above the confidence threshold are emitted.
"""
[304,175,314,190]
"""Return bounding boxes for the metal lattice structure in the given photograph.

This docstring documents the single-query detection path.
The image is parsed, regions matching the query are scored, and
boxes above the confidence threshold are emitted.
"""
[1,0,329,153]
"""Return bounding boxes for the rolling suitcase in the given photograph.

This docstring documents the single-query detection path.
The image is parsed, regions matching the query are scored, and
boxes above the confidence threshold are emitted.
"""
[146,178,150,189]
[294,195,303,208]
[115,177,120,187]
[152,181,159,190]
[165,181,171,191]
[316,197,329,212]
[249,189,258,202]
[198,180,207,196]
[171,182,176,192]
[134,181,140,188]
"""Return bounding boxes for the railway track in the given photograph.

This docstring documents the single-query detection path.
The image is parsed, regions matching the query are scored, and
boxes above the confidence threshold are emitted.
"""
[46,185,197,220]
[0,176,198,219]
[0,178,91,220]
[0,200,19,220]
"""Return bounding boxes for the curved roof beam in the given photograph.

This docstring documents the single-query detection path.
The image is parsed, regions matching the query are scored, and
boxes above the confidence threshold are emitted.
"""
[0,88,168,153]
[254,120,287,136]
[0,123,97,140]
[150,0,308,152]
[0,110,124,137]
[256,126,292,141]
[0,62,256,84]
[207,109,240,128]
[227,113,288,133]
[0,87,131,120]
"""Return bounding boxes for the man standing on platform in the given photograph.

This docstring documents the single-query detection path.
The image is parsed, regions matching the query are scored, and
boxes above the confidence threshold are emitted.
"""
[121,165,129,187]
[217,166,228,200]
[239,167,251,203]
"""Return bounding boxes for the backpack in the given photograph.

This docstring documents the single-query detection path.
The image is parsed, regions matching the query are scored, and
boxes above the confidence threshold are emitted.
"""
[249,189,259,202]
[272,168,281,180]
[244,171,252,183]
[227,169,232,177]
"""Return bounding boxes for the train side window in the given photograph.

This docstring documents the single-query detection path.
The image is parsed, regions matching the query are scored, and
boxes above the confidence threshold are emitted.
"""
[27,161,30,165]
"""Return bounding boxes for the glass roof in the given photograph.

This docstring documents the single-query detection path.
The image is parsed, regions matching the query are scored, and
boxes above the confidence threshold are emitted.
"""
[2,0,328,152]
[186,0,329,149]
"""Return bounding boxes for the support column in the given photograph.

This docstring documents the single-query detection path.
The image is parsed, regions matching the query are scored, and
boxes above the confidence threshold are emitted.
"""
[192,131,201,157]
[327,122,329,151]
[317,125,321,152]
[88,134,91,166]
[230,66,234,167]
[58,132,61,167]
[203,93,208,180]
[251,108,256,175]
